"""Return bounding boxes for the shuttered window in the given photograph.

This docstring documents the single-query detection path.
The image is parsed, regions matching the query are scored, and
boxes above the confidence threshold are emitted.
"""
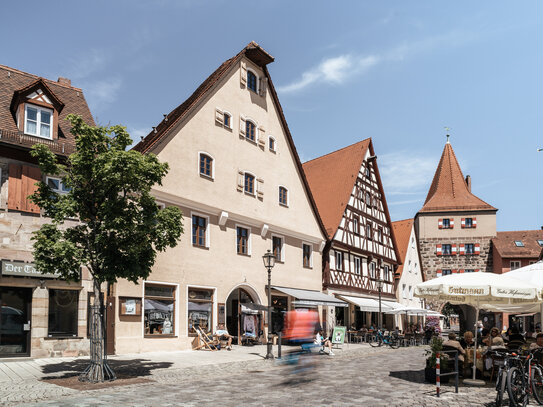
[7,164,41,213]
[247,71,257,92]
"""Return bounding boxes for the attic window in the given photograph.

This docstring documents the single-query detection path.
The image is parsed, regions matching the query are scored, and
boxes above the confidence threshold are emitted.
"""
[247,70,258,93]
[25,104,52,139]
[537,240,543,246]
[514,241,524,247]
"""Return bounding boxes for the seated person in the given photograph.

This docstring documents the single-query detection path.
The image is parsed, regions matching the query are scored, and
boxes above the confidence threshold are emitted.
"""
[460,331,475,349]
[530,333,543,350]
[479,328,490,346]
[215,323,233,350]
[443,332,465,363]
[315,329,334,356]
[508,327,526,343]
[484,327,501,346]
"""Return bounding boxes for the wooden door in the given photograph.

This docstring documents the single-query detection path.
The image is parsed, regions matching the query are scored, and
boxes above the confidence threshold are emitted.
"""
[105,296,115,355]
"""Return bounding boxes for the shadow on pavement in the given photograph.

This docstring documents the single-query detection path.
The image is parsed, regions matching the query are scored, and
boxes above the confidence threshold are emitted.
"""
[40,358,174,379]
[388,368,425,383]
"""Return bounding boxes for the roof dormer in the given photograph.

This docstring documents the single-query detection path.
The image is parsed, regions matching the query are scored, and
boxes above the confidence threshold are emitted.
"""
[10,78,64,140]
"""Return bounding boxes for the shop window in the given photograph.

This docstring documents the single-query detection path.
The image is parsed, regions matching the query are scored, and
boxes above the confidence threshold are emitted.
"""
[442,269,452,276]
[237,226,250,255]
[48,289,79,337]
[25,104,52,139]
[144,284,175,336]
[272,235,283,262]
[188,288,213,335]
[302,243,312,268]
[192,215,208,247]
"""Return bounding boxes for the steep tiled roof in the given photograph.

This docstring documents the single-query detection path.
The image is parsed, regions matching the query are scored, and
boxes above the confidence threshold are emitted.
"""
[0,64,94,156]
[132,42,327,238]
[492,230,543,259]
[391,218,414,279]
[419,141,496,213]
[303,139,371,239]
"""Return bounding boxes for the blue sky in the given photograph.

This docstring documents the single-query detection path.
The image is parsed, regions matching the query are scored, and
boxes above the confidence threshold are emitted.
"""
[2,1,541,231]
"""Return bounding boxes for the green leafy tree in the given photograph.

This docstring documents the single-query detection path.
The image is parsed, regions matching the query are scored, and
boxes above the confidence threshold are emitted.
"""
[30,115,183,382]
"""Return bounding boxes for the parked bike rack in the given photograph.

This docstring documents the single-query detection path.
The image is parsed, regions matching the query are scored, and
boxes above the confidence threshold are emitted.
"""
[436,350,459,397]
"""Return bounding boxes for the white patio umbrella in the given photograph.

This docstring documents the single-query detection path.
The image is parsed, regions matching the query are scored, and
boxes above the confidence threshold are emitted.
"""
[415,271,541,385]
[498,261,543,318]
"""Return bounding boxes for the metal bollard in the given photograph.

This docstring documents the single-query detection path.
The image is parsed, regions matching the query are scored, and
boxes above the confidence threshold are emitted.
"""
[436,352,440,397]
[277,331,282,359]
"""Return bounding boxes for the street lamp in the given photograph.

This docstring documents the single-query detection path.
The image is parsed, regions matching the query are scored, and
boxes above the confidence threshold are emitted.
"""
[262,249,276,359]
[376,277,384,331]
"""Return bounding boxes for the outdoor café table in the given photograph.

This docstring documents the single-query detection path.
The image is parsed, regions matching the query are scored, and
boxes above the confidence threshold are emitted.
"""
[465,346,485,373]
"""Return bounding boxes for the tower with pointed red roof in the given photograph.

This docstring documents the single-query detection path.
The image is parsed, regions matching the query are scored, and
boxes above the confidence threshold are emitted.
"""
[414,137,498,282]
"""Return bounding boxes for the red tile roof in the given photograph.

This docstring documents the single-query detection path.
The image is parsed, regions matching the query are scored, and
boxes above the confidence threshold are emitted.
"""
[492,230,543,259]
[391,218,414,279]
[420,141,496,213]
[303,139,371,239]
[132,42,327,239]
[0,64,94,156]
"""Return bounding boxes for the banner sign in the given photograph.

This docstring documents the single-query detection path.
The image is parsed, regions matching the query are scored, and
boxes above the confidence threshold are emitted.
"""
[1,260,61,279]
[332,326,346,344]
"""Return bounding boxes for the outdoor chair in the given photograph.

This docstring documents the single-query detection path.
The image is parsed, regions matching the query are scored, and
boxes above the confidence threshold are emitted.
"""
[506,340,525,352]
[404,333,415,347]
[415,333,424,345]
[194,326,220,351]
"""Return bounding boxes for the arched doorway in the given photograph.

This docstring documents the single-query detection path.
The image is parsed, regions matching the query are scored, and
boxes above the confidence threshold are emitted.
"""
[225,286,260,344]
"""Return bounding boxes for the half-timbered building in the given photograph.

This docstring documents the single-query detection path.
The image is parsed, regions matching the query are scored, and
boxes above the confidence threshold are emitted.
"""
[303,139,401,331]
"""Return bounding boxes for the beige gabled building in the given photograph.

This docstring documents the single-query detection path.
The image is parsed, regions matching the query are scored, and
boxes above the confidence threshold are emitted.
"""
[112,42,337,354]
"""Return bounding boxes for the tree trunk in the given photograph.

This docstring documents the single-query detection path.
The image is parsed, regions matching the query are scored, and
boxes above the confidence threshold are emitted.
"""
[79,279,116,382]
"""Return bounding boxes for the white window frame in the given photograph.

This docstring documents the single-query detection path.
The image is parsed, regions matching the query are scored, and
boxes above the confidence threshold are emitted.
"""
[402,284,407,299]
[244,118,258,144]
[223,110,232,130]
[278,185,289,207]
[268,136,276,152]
[191,211,210,248]
[510,261,521,270]
[142,280,180,338]
[354,256,361,275]
[408,285,413,300]
[243,171,256,196]
[369,261,376,278]
[335,251,344,271]
[46,176,70,195]
[353,216,359,235]
[246,68,259,93]
[25,104,53,140]
[384,265,390,281]
[198,151,215,180]
[302,241,313,268]
[271,234,285,263]
[235,223,251,256]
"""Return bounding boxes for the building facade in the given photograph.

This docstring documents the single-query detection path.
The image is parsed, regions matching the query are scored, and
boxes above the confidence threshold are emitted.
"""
[391,219,424,331]
[0,65,95,358]
[303,139,401,331]
[112,42,333,354]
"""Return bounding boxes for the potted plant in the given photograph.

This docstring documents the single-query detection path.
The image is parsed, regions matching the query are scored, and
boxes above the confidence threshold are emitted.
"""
[424,336,450,383]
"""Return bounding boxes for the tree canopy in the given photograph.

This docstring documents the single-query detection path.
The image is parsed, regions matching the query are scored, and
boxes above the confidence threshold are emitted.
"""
[30,114,183,285]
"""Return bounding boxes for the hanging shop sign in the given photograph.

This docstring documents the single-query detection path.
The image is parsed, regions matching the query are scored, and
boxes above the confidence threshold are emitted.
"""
[1,260,61,279]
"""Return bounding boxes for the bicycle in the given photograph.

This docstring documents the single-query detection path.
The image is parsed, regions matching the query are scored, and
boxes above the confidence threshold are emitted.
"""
[369,329,400,349]
[490,349,517,406]
[507,348,543,407]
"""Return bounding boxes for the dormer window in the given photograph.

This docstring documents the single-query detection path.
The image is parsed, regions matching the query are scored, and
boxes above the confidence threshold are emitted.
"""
[247,70,257,93]
[514,241,524,247]
[25,104,52,139]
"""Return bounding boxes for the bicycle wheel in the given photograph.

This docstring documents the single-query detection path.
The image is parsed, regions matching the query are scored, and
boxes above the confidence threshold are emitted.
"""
[495,368,507,407]
[531,365,543,405]
[388,336,400,349]
[507,366,528,407]
[369,335,382,347]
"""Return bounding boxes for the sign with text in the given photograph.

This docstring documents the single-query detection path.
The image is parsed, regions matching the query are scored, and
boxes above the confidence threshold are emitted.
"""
[1,260,61,279]
[332,326,346,344]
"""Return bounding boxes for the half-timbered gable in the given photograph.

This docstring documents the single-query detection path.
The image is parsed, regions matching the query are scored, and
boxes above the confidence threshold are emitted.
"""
[304,139,401,330]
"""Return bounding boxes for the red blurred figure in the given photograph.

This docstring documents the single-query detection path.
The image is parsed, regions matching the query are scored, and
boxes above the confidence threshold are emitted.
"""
[283,309,319,343]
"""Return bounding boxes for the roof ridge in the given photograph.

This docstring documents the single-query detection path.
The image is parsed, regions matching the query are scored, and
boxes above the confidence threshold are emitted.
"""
[496,230,543,234]
[303,138,371,164]
[392,218,414,224]
[0,64,82,91]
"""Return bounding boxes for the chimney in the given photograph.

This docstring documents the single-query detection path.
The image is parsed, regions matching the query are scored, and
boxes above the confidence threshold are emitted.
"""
[57,77,71,86]
[465,175,471,192]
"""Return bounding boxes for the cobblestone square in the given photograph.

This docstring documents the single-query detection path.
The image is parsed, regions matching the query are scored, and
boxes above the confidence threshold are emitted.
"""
[1,346,502,406]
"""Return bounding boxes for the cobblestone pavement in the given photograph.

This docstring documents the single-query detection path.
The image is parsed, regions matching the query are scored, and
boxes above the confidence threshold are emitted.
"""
[3,346,502,407]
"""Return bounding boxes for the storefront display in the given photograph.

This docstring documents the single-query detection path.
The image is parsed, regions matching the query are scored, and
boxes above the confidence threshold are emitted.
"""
[144,284,175,336]
[187,288,213,334]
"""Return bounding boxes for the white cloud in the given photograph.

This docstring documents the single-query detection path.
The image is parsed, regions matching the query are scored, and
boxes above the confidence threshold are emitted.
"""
[64,49,108,80]
[83,77,123,112]
[278,29,476,94]
[379,151,437,197]
[277,55,379,93]
[127,126,150,149]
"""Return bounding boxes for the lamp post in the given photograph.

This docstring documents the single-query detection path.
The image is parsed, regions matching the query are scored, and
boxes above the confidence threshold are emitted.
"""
[377,277,384,331]
[262,250,276,359]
